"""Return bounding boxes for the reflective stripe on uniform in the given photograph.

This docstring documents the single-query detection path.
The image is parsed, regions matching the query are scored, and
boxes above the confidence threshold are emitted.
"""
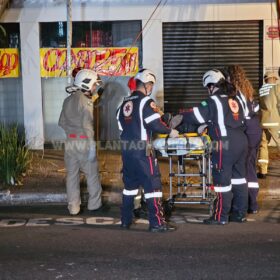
[254,104,260,112]
[259,84,274,97]
[116,109,123,131]
[231,178,247,185]
[145,113,161,124]
[258,159,269,163]
[123,189,139,196]
[237,92,249,117]
[214,185,231,192]
[144,191,163,199]
[248,182,259,189]
[193,107,205,123]
[211,95,227,137]
[262,123,279,127]
[139,96,150,140]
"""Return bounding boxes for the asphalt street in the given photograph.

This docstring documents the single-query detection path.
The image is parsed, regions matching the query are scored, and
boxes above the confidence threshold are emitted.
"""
[0,201,279,280]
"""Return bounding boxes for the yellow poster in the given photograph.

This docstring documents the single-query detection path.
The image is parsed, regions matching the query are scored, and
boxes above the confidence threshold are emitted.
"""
[0,48,20,78]
[40,47,139,77]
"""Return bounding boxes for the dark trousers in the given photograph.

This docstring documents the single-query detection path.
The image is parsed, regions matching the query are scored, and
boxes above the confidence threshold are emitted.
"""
[247,133,261,211]
[121,151,165,227]
[211,132,248,221]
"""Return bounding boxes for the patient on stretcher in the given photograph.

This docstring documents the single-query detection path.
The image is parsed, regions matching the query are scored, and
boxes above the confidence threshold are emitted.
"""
[153,118,210,157]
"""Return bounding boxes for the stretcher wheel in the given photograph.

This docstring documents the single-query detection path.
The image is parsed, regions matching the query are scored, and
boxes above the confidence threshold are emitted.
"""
[209,200,214,216]
[163,199,175,220]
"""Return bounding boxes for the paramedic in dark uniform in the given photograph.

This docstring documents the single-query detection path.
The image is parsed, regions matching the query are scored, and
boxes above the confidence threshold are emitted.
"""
[226,65,262,214]
[116,69,179,232]
[59,69,103,216]
[180,69,248,225]
[127,76,146,218]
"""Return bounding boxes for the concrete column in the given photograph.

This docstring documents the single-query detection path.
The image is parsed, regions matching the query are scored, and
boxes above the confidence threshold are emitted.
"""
[142,19,164,109]
[20,22,44,149]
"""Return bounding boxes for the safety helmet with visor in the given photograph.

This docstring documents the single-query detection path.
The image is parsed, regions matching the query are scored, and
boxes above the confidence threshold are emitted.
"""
[202,69,225,88]
[74,69,101,91]
[135,69,156,84]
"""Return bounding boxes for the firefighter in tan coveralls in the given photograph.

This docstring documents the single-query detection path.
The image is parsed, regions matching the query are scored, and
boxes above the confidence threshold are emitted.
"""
[257,71,280,179]
[59,69,102,215]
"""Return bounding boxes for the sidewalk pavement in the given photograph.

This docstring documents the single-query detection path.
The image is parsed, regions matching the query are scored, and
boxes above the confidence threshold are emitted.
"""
[0,147,279,206]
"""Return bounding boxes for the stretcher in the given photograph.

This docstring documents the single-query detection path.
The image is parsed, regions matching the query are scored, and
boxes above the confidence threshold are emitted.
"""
[153,133,215,213]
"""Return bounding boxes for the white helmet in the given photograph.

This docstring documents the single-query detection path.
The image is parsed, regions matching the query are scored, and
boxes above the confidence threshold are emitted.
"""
[202,69,225,88]
[135,69,156,84]
[74,69,100,91]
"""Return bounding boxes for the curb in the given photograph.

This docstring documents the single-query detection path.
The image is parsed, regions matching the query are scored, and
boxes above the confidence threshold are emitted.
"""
[0,191,123,206]
[0,188,279,206]
[0,192,67,206]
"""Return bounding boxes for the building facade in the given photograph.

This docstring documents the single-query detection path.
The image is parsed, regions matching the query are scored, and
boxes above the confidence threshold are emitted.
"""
[0,0,279,149]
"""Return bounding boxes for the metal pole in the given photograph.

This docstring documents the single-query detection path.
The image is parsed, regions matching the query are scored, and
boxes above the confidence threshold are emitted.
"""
[66,0,72,84]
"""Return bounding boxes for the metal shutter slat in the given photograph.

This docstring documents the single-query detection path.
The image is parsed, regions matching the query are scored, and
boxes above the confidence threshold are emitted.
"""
[163,21,263,112]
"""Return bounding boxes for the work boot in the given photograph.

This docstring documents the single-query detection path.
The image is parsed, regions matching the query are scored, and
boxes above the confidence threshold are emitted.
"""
[203,217,228,225]
[70,210,82,216]
[257,173,266,179]
[88,202,110,214]
[69,206,83,216]
[248,209,258,214]
[149,223,177,233]
[229,215,247,223]
[120,223,131,230]
[133,207,148,219]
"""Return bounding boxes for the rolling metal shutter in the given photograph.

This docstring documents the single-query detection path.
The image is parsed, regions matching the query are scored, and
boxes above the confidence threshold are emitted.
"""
[162,21,263,112]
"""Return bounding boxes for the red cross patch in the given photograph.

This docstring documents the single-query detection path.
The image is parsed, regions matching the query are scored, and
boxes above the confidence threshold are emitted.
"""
[123,101,133,117]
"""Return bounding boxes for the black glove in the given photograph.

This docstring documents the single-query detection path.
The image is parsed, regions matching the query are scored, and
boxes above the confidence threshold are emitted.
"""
[177,123,199,134]
[97,87,104,96]
[161,113,172,126]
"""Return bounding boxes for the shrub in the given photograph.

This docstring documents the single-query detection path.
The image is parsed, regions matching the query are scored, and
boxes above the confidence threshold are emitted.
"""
[0,124,32,186]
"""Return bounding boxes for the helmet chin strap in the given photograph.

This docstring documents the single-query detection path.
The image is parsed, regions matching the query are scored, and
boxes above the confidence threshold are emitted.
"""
[143,83,149,95]
[144,83,153,96]
[83,90,93,99]
[208,85,215,95]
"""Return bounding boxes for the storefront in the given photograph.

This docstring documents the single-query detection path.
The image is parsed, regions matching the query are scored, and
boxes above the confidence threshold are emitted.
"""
[40,20,142,142]
[0,0,279,149]
[0,23,23,127]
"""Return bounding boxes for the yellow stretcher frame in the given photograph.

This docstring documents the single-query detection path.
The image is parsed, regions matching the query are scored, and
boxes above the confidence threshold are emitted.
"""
[157,133,211,155]
[155,133,214,212]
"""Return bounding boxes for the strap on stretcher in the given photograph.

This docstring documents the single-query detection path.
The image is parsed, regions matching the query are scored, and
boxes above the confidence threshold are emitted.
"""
[154,133,211,157]
[157,133,199,138]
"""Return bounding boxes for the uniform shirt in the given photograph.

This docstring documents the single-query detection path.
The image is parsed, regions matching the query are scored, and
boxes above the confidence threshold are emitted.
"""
[58,91,94,140]
[236,91,261,135]
[181,89,246,141]
[116,91,171,146]
[259,83,280,128]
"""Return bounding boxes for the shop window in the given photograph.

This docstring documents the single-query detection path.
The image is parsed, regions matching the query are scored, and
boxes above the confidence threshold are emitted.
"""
[72,21,112,47]
[0,23,20,48]
[40,20,142,63]
[40,20,142,143]
[40,22,67,48]
[0,23,23,127]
